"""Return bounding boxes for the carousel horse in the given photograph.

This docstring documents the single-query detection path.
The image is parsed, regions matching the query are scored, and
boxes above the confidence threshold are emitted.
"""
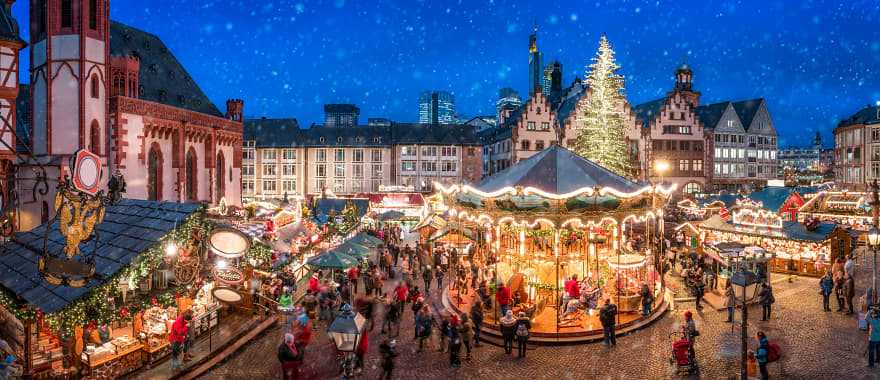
[581,286,602,311]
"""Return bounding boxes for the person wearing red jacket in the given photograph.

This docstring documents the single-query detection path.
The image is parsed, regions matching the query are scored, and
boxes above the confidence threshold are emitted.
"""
[348,266,360,294]
[393,282,409,304]
[308,274,320,294]
[354,326,369,373]
[565,275,580,300]
[495,283,511,318]
[169,311,192,371]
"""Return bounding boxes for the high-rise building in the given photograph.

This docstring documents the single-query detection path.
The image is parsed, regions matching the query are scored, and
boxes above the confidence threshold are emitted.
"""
[542,61,562,96]
[528,26,543,96]
[496,87,522,122]
[418,91,456,125]
[324,104,360,127]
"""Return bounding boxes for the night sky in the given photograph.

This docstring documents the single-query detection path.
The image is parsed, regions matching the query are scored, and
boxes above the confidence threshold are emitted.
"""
[10,0,880,147]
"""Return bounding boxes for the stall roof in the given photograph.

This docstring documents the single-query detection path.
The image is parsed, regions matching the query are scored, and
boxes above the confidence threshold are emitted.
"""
[313,198,370,225]
[745,187,817,212]
[699,215,838,242]
[0,199,201,314]
[699,194,738,208]
[354,192,425,207]
[428,223,477,242]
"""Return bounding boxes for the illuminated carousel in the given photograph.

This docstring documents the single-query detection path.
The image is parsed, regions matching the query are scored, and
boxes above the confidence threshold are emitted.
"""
[435,146,673,342]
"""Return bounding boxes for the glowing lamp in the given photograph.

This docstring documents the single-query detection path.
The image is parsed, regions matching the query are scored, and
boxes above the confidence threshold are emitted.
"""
[328,304,365,352]
[868,227,880,247]
[165,242,178,257]
[654,160,670,174]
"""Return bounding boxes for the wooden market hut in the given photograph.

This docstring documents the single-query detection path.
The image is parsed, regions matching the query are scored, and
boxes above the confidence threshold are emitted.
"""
[0,200,202,378]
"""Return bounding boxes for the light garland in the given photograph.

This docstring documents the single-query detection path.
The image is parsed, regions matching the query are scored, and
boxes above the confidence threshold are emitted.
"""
[732,208,783,229]
[433,182,677,200]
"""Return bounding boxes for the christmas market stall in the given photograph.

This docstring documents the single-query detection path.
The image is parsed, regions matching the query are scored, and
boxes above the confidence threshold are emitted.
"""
[695,214,852,278]
[435,146,673,341]
[798,191,872,230]
[743,186,817,222]
[0,198,217,379]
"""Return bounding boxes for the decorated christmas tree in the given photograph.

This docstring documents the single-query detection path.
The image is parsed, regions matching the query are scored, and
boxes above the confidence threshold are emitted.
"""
[572,34,634,178]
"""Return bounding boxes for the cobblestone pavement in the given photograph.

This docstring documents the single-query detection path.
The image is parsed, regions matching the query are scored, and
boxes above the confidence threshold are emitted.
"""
[200,253,880,380]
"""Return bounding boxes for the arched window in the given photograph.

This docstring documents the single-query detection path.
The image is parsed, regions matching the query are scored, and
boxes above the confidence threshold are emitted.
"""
[148,143,163,200]
[683,182,702,195]
[89,0,98,30]
[90,75,99,98]
[215,151,225,203]
[89,121,100,154]
[61,0,72,28]
[186,147,198,201]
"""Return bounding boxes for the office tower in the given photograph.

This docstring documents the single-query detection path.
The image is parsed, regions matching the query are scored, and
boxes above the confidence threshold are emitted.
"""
[324,104,360,127]
[418,91,456,125]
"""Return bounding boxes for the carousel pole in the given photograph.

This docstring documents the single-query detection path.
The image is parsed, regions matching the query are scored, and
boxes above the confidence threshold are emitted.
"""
[555,229,560,339]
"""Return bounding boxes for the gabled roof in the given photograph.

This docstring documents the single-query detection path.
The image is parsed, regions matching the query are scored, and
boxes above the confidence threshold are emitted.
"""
[244,118,300,147]
[838,105,880,129]
[731,98,764,130]
[556,91,584,128]
[478,126,513,145]
[109,21,223,117]
[313,198,370,225]
[500,105,525,129]
[633,98,666,127]
[473,145,644,194]
[0,199,201,314]
[695,101,731,130]
[745,186,818,212]
[0,3,23,45]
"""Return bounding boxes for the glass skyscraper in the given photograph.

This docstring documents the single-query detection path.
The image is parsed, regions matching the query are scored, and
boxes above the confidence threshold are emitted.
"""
[418,91,456,124]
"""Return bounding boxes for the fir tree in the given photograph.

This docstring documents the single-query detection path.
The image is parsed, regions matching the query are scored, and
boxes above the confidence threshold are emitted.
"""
[572,34,634,178]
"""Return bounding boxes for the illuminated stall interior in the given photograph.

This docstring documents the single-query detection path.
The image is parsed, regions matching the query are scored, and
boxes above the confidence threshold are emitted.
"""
[435,146,672,339]
[798,191,872,230]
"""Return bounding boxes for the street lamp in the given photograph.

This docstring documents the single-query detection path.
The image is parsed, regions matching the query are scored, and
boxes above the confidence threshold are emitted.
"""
[328,303,365,379]
[730,269,759,380]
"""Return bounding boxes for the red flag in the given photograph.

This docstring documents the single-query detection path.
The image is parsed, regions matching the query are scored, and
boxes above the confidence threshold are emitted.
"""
[719,207,730,221]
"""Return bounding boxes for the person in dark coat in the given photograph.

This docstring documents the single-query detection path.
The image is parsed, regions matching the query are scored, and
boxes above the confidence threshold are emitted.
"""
[422,266,434,295]
[757,283,775,321]
[277,333,302,380]
[844,273,856,315]
[599,299,618,346]
[819,271,834,312]
[514,312,531,358]
[470,301,484,347]
[379,339,397,380]
[834,274,845,312]
[639,283,653,316]
[499,310,517,354]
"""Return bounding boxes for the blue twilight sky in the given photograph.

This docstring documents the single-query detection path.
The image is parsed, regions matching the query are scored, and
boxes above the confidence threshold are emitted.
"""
[9,0,880,147]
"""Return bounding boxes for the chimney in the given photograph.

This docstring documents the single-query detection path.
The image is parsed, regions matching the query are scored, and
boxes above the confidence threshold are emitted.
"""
[226,99,244,122]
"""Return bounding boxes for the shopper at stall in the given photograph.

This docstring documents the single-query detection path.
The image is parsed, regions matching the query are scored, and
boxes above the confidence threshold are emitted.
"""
[835,273,846,312]
[600,299,618,347]
[514,312,531,358]
[169,311,192,371]
[379,339,398,380]
[347,265,359,295]
[470,301,484,347]
[496,282,512,318]
[845,273,856,315]
[499,310,517,354]
[820,271,834,312]
[693,275,706,311]
[277,333,303,380]
[725,282,736,322]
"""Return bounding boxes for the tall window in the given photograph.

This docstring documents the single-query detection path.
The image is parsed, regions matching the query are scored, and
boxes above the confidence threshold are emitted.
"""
[186,148,198,201]
[61,0,72,28]
[91,75,100,98]
[89,121,100,154]
[215,152,225,202]
[89,0,98,30]
[36,0,47,38]
[148,144,163,200]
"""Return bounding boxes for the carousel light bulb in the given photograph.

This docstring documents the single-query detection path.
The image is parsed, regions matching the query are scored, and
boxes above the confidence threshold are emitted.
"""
[165,242,178,257]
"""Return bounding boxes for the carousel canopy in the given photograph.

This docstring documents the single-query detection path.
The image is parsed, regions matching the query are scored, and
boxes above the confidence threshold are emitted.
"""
[0,199,201,314]
[473,145,645,195]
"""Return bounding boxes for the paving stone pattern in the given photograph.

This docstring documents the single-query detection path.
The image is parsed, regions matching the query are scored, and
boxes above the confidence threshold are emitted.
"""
[200,251,880,380]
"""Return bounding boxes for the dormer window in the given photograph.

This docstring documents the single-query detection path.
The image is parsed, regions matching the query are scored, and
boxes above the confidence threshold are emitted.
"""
[158,90,167,102]
[319,137,326,143]
[337,137,343,143]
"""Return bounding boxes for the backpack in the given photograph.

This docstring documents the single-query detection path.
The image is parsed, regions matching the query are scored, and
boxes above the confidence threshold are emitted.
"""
[516,322,529,338]
[767,341,781,362]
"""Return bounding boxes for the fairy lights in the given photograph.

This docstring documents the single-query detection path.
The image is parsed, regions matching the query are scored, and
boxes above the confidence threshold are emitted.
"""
[433,181,677,200]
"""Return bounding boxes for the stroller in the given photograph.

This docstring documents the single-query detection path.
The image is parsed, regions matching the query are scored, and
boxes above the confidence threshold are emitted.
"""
[670,331,698,375]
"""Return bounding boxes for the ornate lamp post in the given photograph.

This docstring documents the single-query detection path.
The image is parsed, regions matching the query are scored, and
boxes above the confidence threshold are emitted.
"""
[731,268,759,380]
[328,303,365,379]
[869,180,880,305]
